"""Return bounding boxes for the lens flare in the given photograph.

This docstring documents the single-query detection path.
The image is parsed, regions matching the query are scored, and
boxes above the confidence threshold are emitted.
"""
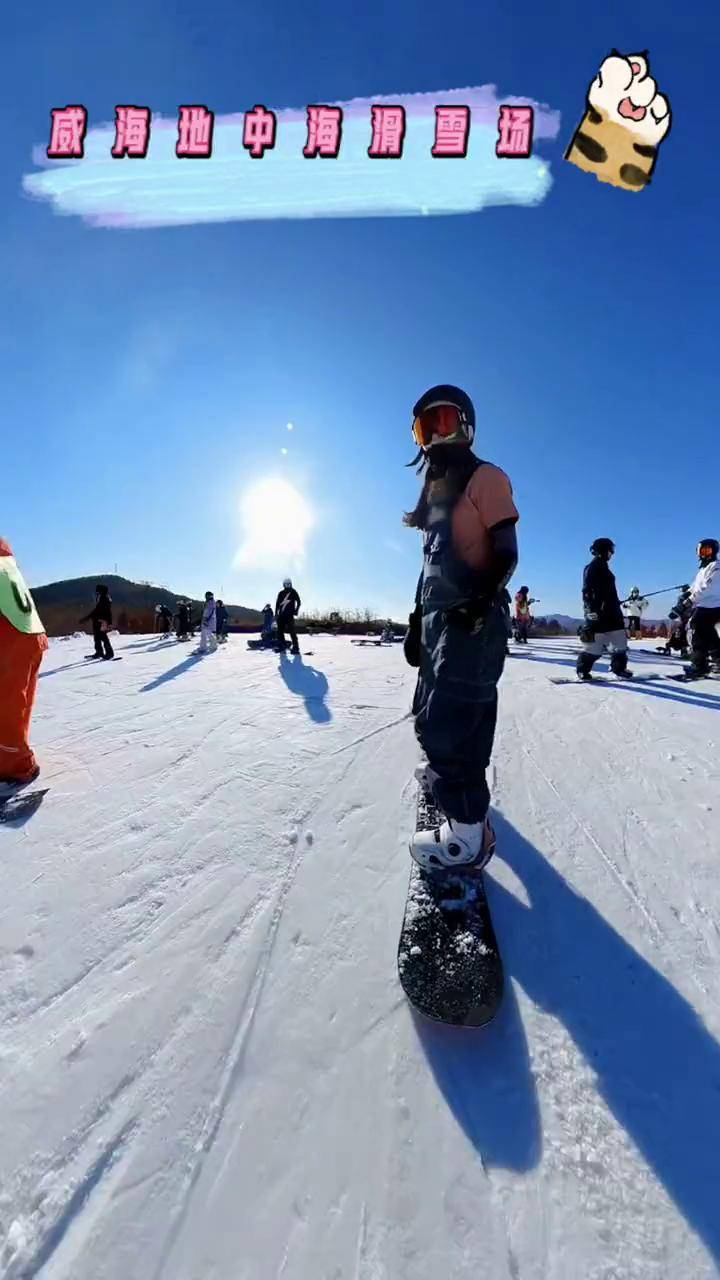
[235,478,313,570]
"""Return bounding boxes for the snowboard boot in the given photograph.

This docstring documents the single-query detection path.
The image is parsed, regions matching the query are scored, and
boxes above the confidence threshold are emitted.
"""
[610,653,633,679]
[576,652,595,681]
[411,817,496,875]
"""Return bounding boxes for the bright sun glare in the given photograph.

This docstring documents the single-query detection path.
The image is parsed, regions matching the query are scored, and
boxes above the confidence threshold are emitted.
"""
[235,478,314,570]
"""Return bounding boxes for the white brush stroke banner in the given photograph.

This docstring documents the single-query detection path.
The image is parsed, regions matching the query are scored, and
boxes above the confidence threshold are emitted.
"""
[23,86,560,230]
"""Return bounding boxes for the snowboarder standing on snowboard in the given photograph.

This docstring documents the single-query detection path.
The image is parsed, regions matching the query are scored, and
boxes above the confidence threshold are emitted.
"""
[514,586,537,644]
[403,385,518,872]
[200,592,218,653]
[275,579,301,655]
[577,539,633,681]
[79,585,114,660]
[0,538,48,785]
[684,539,720,678]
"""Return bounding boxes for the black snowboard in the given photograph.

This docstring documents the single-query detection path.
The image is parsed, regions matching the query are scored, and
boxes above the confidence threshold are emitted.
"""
[0,788,49,825]
[550,673,660,686]
[397,789,503,1027]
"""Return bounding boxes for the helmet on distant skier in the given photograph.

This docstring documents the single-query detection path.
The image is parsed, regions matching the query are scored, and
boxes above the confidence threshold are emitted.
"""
[411,385,475,450]
[283,577,292,588]
[630,586,640,596]
[590,538,615,558]
[519,585,529,594]
[697,538,719,563]
[205,591,214,600]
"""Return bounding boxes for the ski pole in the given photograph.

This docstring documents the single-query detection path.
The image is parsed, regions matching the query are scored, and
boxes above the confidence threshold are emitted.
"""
[620,584,686,603]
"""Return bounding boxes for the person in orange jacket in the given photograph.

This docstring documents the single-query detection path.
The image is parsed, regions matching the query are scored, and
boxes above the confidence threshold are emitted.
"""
[0,539,48,785]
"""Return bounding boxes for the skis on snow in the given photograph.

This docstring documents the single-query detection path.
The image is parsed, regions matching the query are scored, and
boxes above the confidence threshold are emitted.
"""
[397,788,503,1027]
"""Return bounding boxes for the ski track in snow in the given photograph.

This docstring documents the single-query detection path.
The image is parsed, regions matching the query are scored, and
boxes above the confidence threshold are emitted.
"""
[1,635,720,1279]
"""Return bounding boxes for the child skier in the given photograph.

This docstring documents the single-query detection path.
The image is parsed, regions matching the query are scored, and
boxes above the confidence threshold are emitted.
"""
[623,587,648,637]
[79,585,114,660]
[200,592,218,654]
[0,539,48,785]
[684,539,720,678]
[514,586,537,644]
[403,384,518,872]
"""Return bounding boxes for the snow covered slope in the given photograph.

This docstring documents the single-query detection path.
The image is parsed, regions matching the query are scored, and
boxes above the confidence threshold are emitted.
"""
[2,635,720,1280]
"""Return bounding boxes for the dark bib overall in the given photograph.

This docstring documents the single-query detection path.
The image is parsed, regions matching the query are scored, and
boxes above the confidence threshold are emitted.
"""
[413,474,508,825]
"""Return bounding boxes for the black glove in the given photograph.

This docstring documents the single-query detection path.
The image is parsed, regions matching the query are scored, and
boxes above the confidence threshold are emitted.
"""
[578,621,596,643]
[446,598,489,635]
[403,606,421,667]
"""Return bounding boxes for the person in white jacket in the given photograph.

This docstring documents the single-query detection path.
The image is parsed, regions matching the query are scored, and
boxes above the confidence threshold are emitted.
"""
[623,587,648,636]
[200,591,218,654]
[686,539,720,677]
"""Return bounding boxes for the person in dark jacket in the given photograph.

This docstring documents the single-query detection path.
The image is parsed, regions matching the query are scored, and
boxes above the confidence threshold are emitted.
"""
[261,603,274,640]
[80,584,114,660]
[577,539,632,680]
[215,599,229,643]
[175,600,190,640]
[275,579,301,655]
[155,603,173,635]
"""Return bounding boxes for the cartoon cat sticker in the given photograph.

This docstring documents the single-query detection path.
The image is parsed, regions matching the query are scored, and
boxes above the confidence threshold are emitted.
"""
[565,51,671,191]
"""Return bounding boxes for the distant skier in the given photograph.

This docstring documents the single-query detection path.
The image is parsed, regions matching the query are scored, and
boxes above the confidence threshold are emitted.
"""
[199,592,218,654]
[155,603,173,635]
[662,585,691,657]
[175,600,190,640]
[275,578,301,655]
[381,621,394,643]
[623,587,648,637]
[261,603,274,642]
[0,538,48,785]
[683,539,720,678]
[79,584,114,660]
[577,539,633,681]
[514,586,538,644]
[403,384,518,871]
[216,599,229,644]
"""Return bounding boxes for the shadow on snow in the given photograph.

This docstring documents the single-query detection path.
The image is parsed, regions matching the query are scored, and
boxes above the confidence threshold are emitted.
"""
[278,653,331,723]
[415,814,720,1263]
[140,653,205,692]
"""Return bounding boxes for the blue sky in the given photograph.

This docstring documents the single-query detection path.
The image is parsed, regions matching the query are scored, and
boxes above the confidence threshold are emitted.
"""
[4,1,718,619]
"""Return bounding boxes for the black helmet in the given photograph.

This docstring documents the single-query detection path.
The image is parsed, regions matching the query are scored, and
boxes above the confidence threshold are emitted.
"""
[412,384,475,446]
[590,538,615,557]
[519,585,529,593]
[697,538,719,562]
[95,583,108,595]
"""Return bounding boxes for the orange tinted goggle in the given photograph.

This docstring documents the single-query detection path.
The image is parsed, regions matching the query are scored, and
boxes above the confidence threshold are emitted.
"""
[699,544,716,559]
[412,404,464,447]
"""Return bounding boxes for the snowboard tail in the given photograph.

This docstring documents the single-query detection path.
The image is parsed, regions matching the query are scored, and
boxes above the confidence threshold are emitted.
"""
[397,789,503,1027]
